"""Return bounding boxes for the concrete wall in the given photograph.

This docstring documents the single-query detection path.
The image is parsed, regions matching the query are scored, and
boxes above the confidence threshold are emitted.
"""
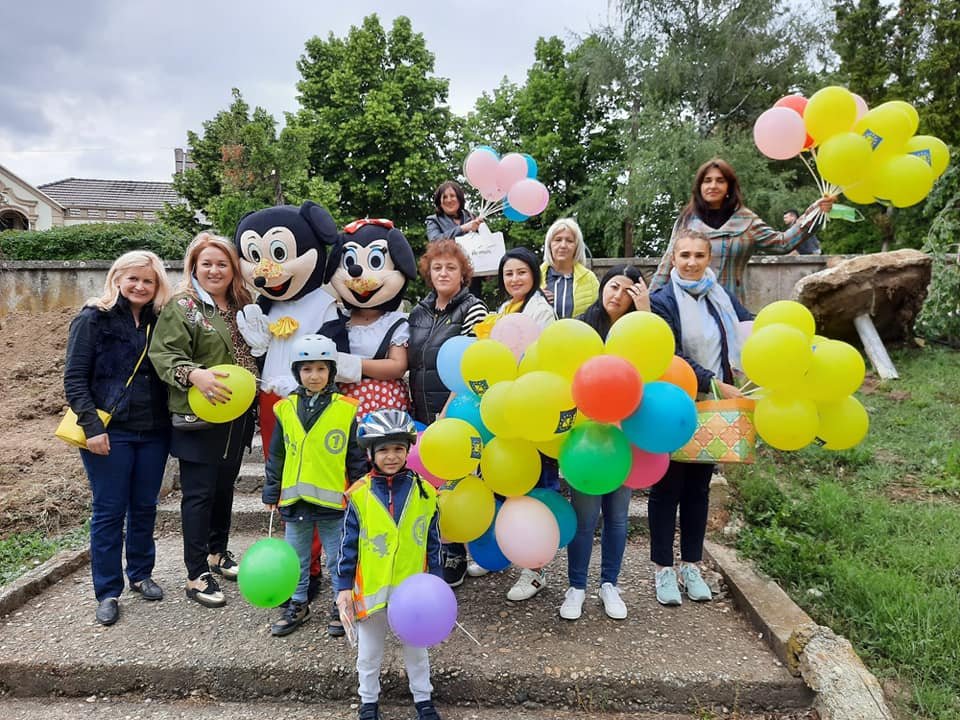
[0,256,837,316]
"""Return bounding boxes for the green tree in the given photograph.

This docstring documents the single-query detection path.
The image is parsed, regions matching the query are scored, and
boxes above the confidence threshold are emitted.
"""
[292,14,459,252]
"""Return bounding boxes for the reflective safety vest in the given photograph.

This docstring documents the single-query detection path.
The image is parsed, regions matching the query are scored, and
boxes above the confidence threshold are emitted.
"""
[275,393,359,510]
[347,475,438,619]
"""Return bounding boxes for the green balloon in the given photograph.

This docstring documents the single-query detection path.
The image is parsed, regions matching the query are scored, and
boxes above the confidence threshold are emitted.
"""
[238,538,300,608]
[559,422,632,495]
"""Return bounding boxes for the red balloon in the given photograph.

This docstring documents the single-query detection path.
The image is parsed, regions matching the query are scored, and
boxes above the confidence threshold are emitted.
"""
[775,95,815,149]
[571,355,643,423]
[656,355,698,400]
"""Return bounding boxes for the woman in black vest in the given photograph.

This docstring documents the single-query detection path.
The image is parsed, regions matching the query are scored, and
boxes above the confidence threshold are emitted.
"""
[407,239,487,587]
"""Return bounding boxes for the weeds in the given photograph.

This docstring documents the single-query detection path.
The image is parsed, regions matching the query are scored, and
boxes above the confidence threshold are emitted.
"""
[0,523,88,586]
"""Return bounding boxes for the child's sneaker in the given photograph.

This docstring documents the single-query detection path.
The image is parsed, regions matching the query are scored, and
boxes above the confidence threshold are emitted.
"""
[358,702,381,720]
[506,568,546,601]
[655,567,682,606]
[414,699,442,719]
[679,564,713,602]
[599,582,627,619]
[442,555,467,587]
[559,587,585,620]
[271,600,310,636]
[466,560,489,577]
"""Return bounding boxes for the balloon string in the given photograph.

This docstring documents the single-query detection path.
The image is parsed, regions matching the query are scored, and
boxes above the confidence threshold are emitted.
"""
[456,621,482,646]
[269,509,275,538]
[799,151,824,195]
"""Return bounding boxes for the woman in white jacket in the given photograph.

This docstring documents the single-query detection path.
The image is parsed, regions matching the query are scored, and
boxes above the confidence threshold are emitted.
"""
[495,247,557,329]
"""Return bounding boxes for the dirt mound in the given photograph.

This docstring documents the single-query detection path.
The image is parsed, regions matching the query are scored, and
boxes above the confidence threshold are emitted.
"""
[0,309,90,539]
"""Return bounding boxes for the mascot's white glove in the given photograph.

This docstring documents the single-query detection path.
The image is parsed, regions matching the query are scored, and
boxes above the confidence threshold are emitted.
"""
[336,352,363,384]
[236,304,272,357]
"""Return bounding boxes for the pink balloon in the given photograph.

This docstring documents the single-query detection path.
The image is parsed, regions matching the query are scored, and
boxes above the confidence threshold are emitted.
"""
[853,94,869,122]
[465,149,502,199]
[623,446,670,490]
[494,496,559,569]
[408,432,445,489]
[753,107,806,160]
[738,320,754,344]
[506,178,549,216]
[496,153,530,195]
[490,313,542,361]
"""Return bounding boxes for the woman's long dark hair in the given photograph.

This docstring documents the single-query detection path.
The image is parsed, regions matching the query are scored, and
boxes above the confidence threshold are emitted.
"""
[497,247,543,312]
[678,158,746,226]
[579,265,644,340]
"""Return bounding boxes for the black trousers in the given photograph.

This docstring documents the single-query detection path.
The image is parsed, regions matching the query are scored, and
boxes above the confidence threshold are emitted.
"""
[647,461,714,567]
[179,456,242,580]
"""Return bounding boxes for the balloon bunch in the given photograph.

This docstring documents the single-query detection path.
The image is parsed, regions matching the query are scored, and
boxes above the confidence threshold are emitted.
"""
[413,311,702,572]
[754,88,950,209]
[739,301,869,452]
[463,146,550,221]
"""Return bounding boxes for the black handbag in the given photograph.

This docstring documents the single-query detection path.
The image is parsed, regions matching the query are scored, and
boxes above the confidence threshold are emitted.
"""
[170,413,215,432]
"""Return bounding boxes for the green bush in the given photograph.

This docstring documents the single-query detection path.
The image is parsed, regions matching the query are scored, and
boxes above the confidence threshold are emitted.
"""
[916,163,960,346]
[0,222,191,261]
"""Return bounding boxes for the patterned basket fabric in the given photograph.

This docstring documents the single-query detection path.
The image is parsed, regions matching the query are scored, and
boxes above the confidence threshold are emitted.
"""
[671,397,757,464]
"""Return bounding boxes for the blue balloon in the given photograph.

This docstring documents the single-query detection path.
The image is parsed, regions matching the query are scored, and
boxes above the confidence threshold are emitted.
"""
[413,420,427,433]
[474,145,500,159]
[436,336,475,395]
[467,501,510,571]
[446,393,494,443]
[502,198,529,222]
[527,488,576,548]
[523,153,538,179]
[620,381,698,453]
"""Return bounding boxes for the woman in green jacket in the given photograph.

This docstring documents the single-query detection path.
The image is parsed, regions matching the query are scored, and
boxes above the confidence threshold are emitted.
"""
[149,232,258,609]
[539,218,599,320]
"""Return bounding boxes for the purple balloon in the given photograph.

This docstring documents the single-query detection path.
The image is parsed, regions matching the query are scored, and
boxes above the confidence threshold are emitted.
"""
[387,573,458,647]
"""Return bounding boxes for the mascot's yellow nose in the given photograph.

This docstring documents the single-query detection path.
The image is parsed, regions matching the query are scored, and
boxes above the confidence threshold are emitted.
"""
[255,259,283,280]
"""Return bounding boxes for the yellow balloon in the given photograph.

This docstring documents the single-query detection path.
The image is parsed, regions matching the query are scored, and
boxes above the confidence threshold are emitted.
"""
[187,364,257,423]
[801,340,866,402]
[854,104,912,158]
[754,300,816,340]
[535,434,567,459]
[842,181,876,205]
[479,380,518,439]
[536,319,604,380]
[816,132,873,187]
[517,341,540,375]
[460,339,517,396]
[438,475,495,543]
[804,86,857,144]
[741,324,813,390]
[755,393,819,451]
[815,396,869,450]
[480,437,541,496]
[878,100,919,136]
[871,154,934,208]
[505,371,576,442]
[604,311,674,381]
[904,135,951,178]
[419,418,483,480]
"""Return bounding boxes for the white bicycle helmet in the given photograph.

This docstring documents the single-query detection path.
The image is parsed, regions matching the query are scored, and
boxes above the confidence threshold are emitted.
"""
[290,334,338,381]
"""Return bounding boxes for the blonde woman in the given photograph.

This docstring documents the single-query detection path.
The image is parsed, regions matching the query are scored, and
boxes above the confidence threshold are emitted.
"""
[149,233,258,609]
[64,251,173,626]
[540,218,599,319]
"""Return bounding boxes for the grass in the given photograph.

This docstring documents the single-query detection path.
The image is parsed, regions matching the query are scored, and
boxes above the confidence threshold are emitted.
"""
[0,522,88,586]
[729,345,960,720]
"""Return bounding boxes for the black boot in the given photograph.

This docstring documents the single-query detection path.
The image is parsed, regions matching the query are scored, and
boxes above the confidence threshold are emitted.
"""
[415,699,441,719]
[358,702,381,720]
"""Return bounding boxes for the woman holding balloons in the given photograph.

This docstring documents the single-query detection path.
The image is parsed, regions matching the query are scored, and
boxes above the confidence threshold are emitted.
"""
[539,218,599,319]
[647,230,753,606]
[150,232,258,609]
[649,158,835,305]
[559,265,650,621]
[64,251,173,626]
[426,181,484,297]
[407,239,488,587]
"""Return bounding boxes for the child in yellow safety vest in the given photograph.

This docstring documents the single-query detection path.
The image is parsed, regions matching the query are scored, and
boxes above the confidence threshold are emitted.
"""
[335,409,443,720]
[262,334,368,638]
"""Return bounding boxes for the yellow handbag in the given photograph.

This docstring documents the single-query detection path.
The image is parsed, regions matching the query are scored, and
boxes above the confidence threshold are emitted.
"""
[56,325,151,449]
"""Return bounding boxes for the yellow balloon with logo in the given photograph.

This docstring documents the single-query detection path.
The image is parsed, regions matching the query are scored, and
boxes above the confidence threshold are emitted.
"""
[804,86,857,144]
[480,437,542,496]
[605,311,674,381]
[419,418,483,480]
[854,104,912,158]
[438,475,495,543]
[904,135,950,178]
[479,380,518,439]
[815,396,869,450]
[753,300,816,340]
[187,364,257,423]
[460,339,517,396]
[536,319,604,380]
[755,392,819,451]
[505,370,576,442]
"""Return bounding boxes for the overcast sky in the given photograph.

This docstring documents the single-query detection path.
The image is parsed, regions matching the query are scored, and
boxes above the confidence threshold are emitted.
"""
[0,0,614,187]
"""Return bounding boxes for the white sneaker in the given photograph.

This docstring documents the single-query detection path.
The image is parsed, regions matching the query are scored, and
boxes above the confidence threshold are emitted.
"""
[599,582,627,619]
[559,587,585,620]
[506,568,546,601]
[466,561,489,577]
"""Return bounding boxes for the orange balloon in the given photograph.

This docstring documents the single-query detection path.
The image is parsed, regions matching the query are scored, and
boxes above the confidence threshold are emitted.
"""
[657,356,698,400]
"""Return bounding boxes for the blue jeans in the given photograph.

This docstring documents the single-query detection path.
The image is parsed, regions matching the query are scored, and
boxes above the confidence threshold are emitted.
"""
[566,485,632,590]
[284,514,344,604]
[80,428,170,601]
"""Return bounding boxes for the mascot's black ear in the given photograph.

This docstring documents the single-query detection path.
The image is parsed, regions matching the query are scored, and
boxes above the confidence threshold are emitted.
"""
[300,201,338,247]
[386,228,417,280]
[234,210,258,241]
[324,232,347,284]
